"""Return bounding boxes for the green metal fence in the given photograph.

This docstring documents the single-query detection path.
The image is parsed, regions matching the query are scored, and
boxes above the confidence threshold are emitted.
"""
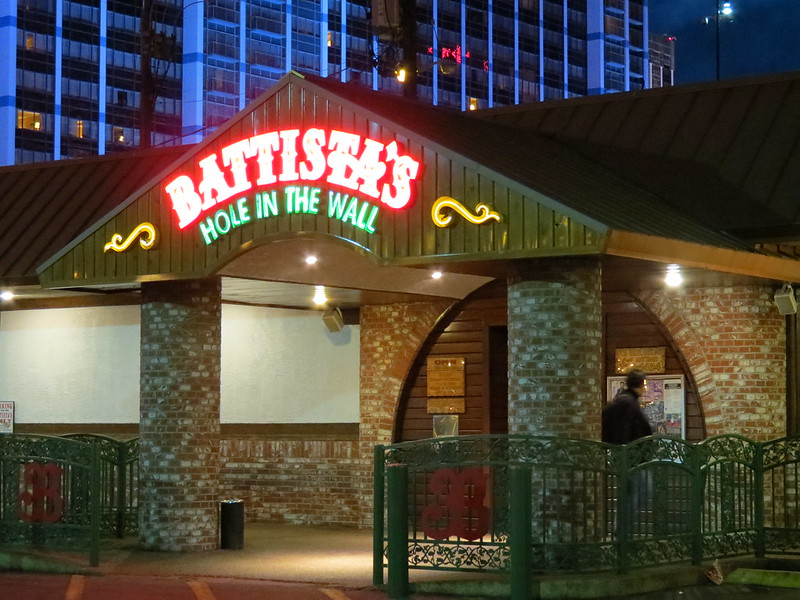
[0,434,102,566]
[0,434,139,566]
[62,434,139,537]
[373,434,800,599]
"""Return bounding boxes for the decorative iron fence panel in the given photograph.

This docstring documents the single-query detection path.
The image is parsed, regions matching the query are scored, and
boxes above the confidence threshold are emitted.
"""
[0,434,101,566]
[762,436,800,554]
[374,434,800,599]
[62,434,139,537]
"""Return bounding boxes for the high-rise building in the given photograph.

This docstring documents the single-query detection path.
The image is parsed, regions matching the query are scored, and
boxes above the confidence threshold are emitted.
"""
[0,0,649,166]
[648,32,675,88]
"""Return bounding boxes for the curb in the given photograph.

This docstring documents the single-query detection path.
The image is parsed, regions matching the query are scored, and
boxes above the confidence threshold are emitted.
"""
[0,551,88,575]
[413,563,707,599]
[726,568,800,589]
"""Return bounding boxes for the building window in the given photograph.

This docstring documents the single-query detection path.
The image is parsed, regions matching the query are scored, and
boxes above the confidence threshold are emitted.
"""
[112,127,125,142]
[17,110,43,131]
[25,34,35,50]
[75,120,84,138]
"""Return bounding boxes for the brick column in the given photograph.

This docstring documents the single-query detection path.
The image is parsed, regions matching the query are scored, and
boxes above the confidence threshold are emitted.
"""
[139,278,221,551]
[507,258,603,439]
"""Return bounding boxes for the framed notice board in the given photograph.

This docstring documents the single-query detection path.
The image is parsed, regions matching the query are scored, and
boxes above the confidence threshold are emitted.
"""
[607,375,685,438]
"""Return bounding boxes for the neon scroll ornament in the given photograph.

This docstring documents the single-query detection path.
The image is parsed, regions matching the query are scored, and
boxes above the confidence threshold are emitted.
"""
[104,222,158,252]
[431,196,501,227]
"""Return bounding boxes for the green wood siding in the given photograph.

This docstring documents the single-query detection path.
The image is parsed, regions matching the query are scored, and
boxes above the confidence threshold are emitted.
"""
[39,78,605,289]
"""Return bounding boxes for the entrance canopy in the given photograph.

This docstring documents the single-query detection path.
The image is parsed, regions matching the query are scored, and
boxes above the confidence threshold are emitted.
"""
[4,71,800,308]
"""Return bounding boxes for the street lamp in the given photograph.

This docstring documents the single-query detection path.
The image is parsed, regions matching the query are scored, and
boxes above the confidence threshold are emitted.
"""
[704,1,735,80]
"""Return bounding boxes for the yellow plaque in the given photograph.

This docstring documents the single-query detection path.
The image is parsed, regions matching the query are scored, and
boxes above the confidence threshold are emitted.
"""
[615,347,666,374]
[427,397,466,414]
[426,357,466,397]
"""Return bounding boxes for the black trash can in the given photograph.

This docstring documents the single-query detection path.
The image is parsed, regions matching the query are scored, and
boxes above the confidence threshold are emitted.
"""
[219,499,244,549]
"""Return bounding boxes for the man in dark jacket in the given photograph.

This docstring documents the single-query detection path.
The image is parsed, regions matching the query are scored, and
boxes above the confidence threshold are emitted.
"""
[602,369,653,537]
[602,369,652,444]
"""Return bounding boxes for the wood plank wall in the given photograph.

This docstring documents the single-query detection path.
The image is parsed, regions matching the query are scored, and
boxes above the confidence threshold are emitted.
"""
[395,283,705,442]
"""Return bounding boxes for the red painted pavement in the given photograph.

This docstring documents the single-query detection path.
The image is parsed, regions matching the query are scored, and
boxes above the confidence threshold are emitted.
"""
[0,573,426,600]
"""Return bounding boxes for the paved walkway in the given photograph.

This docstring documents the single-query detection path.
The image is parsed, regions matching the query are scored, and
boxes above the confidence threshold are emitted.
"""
[2,523,800,599]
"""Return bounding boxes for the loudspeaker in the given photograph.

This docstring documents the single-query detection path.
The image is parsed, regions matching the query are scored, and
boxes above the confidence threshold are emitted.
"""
[323,306,345,332]
[774,284,797,315]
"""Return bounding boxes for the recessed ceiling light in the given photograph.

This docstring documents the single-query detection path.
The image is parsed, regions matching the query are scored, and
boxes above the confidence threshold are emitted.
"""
[431,271,443,280]
[0,291,14,301]
[305,255,318,265]
[665,265,683,288]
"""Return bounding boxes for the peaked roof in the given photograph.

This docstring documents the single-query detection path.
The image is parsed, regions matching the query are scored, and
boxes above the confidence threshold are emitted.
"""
[5,70,800,291]
[474,71,800,238]
[297,73,751,250]
[0,145,191,284]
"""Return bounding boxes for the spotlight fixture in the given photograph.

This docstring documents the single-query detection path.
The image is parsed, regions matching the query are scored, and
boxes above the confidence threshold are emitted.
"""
[322,306,344,332]
[0,290,14,301]
[305,255,318,265]
[431,270,443,280]
[774,284,797,315]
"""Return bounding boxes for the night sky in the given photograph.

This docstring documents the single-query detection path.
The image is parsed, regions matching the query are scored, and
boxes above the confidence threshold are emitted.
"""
[648,0,800,84]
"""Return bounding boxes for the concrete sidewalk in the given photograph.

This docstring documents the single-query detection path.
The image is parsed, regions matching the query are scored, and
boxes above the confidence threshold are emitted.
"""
[2,523,800,599]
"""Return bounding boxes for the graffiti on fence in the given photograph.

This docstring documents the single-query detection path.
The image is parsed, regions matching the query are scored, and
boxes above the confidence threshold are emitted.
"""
[18,462,64,523]
[421,467,491,541]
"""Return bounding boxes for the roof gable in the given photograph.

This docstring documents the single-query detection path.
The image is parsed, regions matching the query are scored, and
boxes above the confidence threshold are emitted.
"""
[36,72,612,289]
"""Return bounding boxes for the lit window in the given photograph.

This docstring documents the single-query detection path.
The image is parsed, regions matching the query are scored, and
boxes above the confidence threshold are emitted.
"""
[25,34,34,50]
[469,97,479,110]
[76,120,84,138]
[327,32,333,47]
[17,110,43,131]
[112,127,125,142]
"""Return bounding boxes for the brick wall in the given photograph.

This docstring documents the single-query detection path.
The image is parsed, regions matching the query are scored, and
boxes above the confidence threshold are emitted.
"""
[219,438,362,526]
[357,302,453,526]
[139,278,221,551]
[635,287,786,440]
[507,259,603,438]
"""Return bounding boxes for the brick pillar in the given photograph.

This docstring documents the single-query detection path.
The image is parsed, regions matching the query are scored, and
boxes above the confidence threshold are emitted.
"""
[507,258,603,439]
[139,278,221,551]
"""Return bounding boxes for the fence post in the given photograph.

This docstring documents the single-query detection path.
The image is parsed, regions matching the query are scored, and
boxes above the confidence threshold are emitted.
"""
[373,445,386,586]
[616,444,631,573]
[89,444,101,567]
[688,443,704,565]
[753,443,765,558]
[387,463,409,599]
[509,464,534,600]
[116,440,127,538]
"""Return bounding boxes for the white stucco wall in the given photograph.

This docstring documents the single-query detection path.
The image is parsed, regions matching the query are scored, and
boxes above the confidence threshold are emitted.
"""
[0,303,360,424]
[220,304,360,423]
[0,305,141,423]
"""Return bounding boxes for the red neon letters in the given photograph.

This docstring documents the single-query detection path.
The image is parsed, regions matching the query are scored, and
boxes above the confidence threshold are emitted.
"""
[165,128,421,229]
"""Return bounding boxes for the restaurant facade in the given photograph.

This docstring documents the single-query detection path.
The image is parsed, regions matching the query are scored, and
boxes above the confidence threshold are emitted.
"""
[2,71,800,551]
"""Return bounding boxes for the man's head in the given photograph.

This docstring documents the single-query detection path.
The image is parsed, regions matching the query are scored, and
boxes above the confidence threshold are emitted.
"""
[625,369,647,394]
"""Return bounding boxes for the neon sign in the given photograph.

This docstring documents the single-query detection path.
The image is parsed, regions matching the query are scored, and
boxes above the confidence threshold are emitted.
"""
[104,222,158,252]
[198,186,380,245]
[165,128,421,231]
